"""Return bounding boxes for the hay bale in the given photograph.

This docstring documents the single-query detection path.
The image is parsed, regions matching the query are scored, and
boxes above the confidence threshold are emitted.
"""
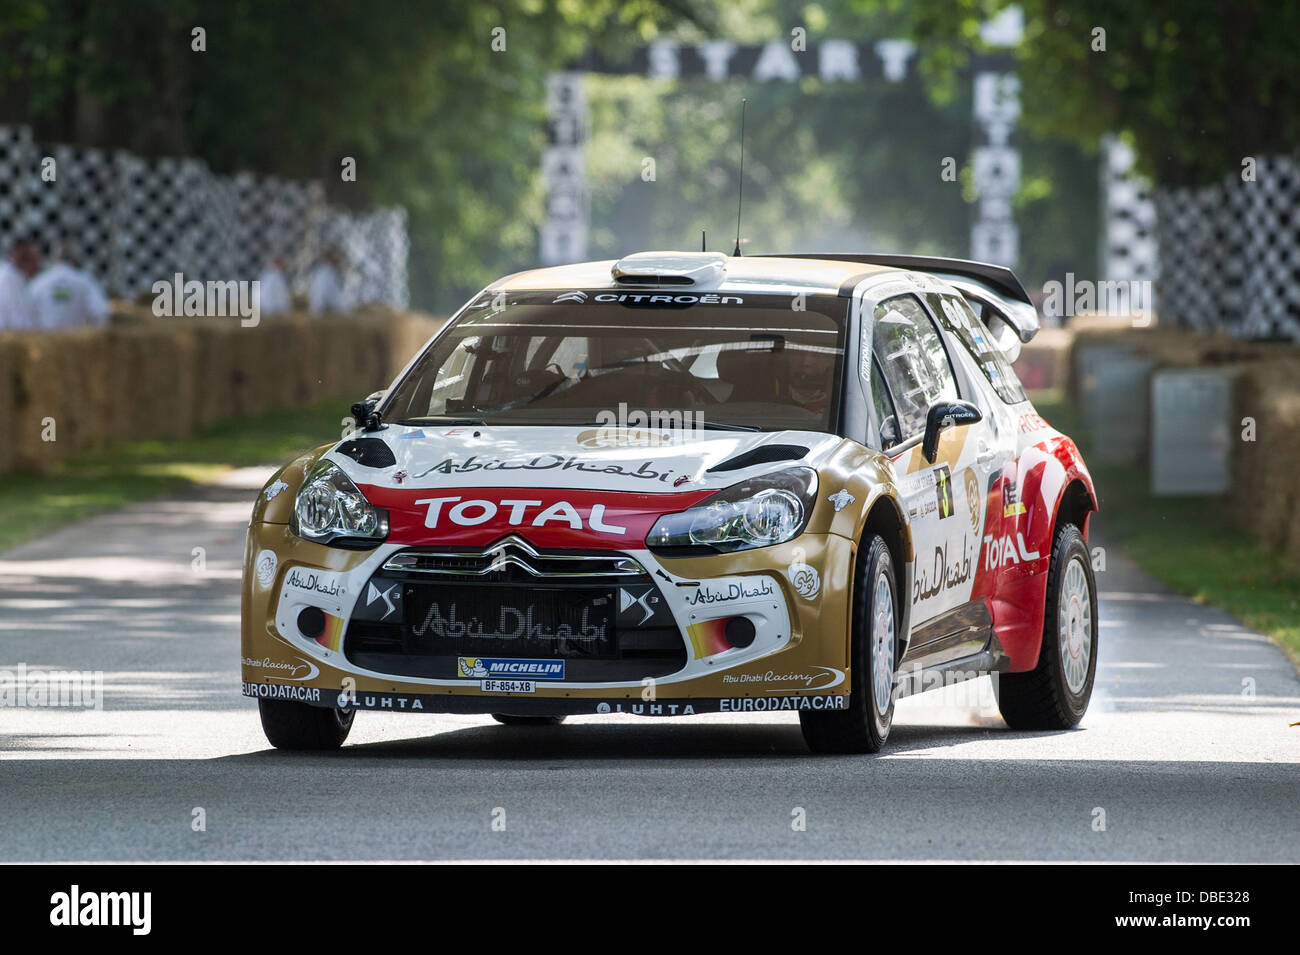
[0,307,441,476]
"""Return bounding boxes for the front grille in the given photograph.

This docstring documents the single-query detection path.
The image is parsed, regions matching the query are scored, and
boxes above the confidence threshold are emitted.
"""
[344,539,686,682]
[383,535,646,581]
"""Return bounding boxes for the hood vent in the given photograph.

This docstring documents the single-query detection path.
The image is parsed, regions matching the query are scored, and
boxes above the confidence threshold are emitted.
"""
[708,444,809,473]
[336,438,397,469]
[612,251,728,287]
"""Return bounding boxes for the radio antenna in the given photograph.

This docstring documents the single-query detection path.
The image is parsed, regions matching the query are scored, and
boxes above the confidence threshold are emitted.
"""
[732,98,747,257]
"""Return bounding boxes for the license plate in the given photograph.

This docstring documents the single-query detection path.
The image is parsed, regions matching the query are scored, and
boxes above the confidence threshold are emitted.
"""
[481,679,536,694]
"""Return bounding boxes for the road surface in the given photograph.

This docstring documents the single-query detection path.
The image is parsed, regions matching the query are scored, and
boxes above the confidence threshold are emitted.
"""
[0,468,1296,862]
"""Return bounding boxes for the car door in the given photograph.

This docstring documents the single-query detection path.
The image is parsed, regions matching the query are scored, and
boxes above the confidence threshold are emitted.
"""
[923,289,1036,608]
[869,292,988,631]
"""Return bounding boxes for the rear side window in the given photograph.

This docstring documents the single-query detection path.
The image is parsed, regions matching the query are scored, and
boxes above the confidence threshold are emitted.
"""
[925,292,1027,404]
[871,294,958,441]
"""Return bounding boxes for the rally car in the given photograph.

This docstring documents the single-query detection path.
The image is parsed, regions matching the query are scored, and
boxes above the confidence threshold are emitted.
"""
[241,250,1098,753]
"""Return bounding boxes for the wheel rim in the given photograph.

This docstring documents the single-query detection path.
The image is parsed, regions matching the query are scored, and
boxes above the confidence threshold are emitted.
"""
[1058,555,1092,695]
[871,567,896,714]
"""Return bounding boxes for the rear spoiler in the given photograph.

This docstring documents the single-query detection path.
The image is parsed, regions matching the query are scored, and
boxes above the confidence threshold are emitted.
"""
[759,252,1040,344]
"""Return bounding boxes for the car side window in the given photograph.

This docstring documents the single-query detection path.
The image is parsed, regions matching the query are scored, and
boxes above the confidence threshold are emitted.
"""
[871,294,958,441]
[925,292,1027,404]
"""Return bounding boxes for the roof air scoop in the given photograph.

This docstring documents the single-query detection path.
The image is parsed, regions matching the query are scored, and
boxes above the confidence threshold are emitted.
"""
[611,251,728,287]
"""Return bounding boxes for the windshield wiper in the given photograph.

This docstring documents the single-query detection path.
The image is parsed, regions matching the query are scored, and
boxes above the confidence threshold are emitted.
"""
[395,416,487,426]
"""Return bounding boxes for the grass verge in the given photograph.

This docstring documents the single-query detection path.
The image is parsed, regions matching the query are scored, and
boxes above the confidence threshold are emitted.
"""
[0,396,350,553]
[1033,389,1300,666]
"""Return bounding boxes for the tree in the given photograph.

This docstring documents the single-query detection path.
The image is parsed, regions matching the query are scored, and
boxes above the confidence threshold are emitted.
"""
[854,0,1300,188]
[0,0,710,309]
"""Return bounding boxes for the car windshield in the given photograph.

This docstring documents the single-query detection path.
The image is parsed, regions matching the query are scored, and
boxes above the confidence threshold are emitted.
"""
[383,290,848,432]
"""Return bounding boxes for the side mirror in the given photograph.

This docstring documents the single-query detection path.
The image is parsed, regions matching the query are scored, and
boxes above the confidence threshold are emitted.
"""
[922,400,982,464]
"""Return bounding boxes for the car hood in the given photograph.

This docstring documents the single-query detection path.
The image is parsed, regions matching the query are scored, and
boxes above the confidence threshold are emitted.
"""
[322,423,840,494]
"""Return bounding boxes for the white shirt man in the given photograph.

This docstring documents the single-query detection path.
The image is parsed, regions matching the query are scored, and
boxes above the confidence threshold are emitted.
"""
[307,260,347,315]
[0,259,36,330]
[258,261,292,315]
[27,262,110,329]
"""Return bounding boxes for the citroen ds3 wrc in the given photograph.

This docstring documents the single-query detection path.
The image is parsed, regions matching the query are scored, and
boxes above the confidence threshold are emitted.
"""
[241,250,1098,753]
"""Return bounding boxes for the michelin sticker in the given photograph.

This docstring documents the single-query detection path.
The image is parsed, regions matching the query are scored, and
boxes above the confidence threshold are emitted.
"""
[457,657,565,680]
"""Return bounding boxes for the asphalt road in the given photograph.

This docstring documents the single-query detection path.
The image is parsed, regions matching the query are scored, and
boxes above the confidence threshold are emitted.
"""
[0,468,1296,862]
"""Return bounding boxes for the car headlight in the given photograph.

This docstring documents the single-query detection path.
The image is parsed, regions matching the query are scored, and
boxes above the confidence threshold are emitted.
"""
[647,468,817,554]
[291,460,389,548]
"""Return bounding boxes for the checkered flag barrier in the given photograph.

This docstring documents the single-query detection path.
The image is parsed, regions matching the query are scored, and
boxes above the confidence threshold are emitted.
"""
[1099,136,1159,298]
[1155,154,1300,341]
[0,124,408,307]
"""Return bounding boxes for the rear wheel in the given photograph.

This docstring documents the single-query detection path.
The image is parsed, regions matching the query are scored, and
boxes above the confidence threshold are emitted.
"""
[491,714,565,726]
[259,699,354,750]
[800,534,898,754]
[997,523,1097,730]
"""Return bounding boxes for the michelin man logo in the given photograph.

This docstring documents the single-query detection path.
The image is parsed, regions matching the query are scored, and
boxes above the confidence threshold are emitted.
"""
[458,658,490,678]
[788,561,821,600]
[828,489,855,512]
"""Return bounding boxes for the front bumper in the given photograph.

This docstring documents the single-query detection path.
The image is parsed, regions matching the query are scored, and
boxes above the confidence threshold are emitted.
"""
[241,523,857,716]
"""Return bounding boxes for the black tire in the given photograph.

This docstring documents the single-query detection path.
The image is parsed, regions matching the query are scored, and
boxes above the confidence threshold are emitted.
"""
[491,714,565,726]
[259,699,354,750]
[800,534,899,754]
[997,523,1097,730]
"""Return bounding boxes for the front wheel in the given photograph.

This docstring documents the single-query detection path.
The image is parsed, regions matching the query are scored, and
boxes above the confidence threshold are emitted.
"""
[997,523,1097,730]
[259,699,354,750]
[800,534,898,754]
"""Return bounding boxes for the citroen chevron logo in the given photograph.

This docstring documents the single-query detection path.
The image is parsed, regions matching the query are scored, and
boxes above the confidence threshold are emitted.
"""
[553,290,588,304]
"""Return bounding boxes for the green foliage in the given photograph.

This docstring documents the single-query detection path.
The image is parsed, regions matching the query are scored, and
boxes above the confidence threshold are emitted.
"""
[585,0,1096,287]
[0,1,703,311]
[587,72,972,261]
[852,0,1300,188]
[1,0,1122,308]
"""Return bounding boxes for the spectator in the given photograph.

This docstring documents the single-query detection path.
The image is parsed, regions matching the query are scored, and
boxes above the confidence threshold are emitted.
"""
[28,242,111,330]
[307,249,347,315]
[258,256,292,315]
[0,238,40,330]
